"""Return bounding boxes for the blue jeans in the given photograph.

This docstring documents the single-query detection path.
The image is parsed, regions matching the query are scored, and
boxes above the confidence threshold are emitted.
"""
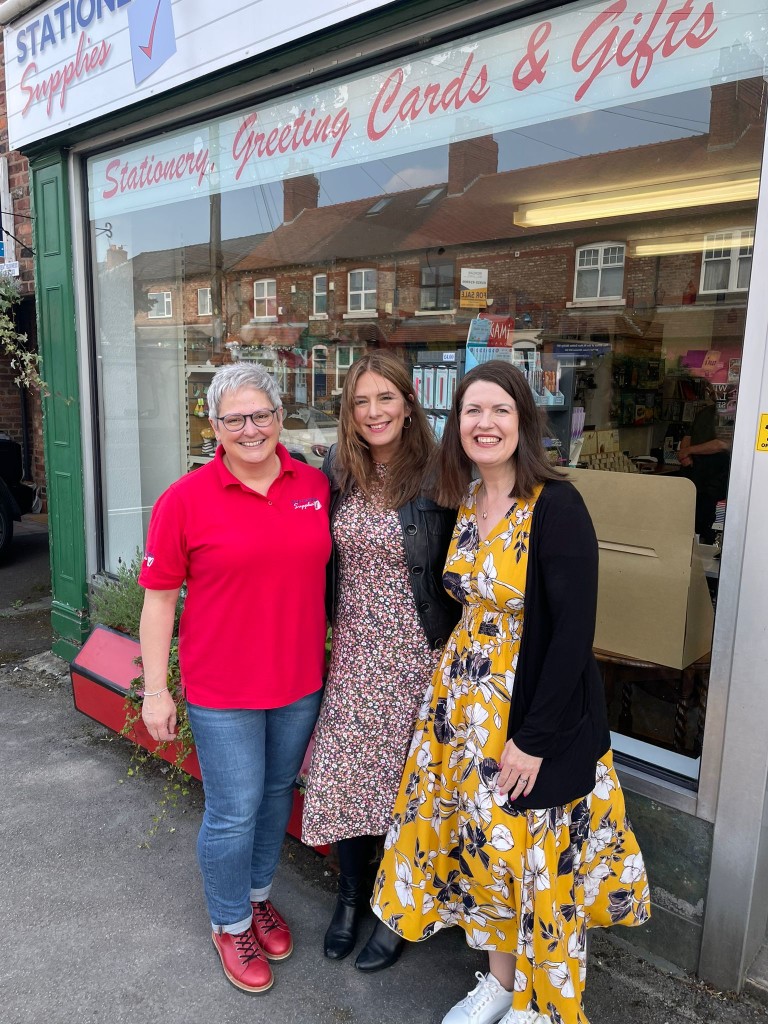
[187,689,322,934]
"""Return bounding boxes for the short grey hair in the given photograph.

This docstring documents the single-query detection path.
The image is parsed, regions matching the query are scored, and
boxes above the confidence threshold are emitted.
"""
[206,362,282,419]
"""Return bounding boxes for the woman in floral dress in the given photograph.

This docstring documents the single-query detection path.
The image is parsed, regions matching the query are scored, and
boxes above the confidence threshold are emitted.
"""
[302,351,460,972]
[372,361,650,1024]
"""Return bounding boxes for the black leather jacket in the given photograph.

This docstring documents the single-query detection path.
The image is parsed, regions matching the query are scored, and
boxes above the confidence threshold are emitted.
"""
[324,446,460,650]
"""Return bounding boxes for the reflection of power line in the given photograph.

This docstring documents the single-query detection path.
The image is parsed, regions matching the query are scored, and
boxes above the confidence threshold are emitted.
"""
[624,104,708,127]
[602,107,703,134]
[318,182,335,207]
[379,160,418,192]
[508,129,584,159]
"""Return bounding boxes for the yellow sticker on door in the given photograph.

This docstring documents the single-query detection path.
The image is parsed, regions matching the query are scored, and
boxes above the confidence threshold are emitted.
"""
[757,413,768,452]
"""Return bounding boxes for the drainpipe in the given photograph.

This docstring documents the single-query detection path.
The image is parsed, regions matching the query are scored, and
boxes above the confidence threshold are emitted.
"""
[18,385,31,480]
[0,0,42,26]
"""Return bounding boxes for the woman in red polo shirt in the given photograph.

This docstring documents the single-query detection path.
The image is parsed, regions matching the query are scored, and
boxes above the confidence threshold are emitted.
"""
[139,362,330,995]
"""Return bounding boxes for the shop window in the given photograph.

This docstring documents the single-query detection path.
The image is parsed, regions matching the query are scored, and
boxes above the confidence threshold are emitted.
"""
[420,262,454,310]
[147,291,172,318]
[313,274,328,315]
[197,288,212,316]
[573,244,625,301]
[253,278,277,319]
[86,4,768,789]
[347,269,377,313]
[700,230,753,293]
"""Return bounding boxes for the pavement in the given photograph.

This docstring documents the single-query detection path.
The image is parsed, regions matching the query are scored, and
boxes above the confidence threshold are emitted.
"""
[1,524,767,1023]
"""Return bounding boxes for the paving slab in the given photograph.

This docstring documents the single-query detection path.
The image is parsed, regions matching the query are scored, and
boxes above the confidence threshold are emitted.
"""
[0,654,766,1024]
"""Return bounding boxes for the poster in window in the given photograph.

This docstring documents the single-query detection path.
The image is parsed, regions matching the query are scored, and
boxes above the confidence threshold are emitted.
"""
[423,367,435,409]
[412,366,423,402]
[435,367,449,410]
[447,367,458,407]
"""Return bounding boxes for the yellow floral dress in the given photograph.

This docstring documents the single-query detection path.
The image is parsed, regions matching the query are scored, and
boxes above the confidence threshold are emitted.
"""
[371,482,650,1024]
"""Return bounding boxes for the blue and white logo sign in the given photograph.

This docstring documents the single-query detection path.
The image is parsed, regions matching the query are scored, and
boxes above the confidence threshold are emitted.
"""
[128,0,177,86]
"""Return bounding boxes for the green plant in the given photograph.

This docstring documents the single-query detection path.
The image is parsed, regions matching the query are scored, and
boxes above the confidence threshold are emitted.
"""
[91,548,191,844]
[120,643,195,845]
[90,548,184,640]
[0,278,48,394]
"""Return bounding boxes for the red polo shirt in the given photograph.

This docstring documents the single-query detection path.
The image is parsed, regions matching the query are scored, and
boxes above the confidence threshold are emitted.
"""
[139,444,330,709]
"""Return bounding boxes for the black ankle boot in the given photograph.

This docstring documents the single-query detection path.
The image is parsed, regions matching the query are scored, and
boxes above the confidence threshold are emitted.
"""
[354,920,404,972]
[324,874,363,960]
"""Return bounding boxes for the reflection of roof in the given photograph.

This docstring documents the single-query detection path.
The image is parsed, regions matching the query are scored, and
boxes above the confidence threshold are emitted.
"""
[132,234,269,279]
[231,123,763,270]
[231,190,446,271]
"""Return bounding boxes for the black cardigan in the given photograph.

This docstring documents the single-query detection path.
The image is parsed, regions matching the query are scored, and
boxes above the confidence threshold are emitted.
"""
[506,479,611,809]
[324,446,460,650]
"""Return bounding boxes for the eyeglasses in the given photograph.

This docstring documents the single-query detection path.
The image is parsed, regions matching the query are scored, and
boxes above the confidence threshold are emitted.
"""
[214,409,278,431]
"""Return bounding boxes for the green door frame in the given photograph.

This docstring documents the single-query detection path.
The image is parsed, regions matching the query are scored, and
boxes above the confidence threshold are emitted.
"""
[31,154,88,660]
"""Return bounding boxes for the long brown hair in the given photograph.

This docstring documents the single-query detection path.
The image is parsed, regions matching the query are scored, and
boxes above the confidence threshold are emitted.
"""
[335,351,435,508]
[433,360,563,506]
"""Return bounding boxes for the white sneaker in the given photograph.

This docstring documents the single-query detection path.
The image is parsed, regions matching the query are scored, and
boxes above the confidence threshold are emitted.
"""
[441,971,514,1024]
[498,1010,546,1024]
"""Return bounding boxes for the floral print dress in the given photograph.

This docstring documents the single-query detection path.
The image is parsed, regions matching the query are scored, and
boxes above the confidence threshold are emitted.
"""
[371,481,650,1024]
[302,464,439,846]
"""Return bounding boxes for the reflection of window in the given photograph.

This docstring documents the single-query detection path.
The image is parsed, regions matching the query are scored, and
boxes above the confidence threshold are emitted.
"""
[417,187,444,207]
[348,269,377,312]
[420,262,454,310]
[197,288,212,316]
[254,278,277,318]
[574,244,625,301]
[700,230,753,293]
[147,291,172,318]
[336,345,356,390]
[313,274,327,315]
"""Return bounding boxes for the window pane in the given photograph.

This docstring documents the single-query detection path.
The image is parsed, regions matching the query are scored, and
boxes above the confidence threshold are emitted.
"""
[578,249,599,269]
[349,271,362,291]
[349,292,361,311]
[599,266,624,297]
[575,268,599,298]
[737,256,752,290]
[363,291,377,310]
[703,260,729,291]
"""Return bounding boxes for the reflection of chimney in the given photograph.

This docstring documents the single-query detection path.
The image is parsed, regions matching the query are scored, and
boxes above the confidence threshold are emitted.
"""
[708,78,766,150]
[284,174,320,222]
[105,244,128,269]
[448,136,498,196]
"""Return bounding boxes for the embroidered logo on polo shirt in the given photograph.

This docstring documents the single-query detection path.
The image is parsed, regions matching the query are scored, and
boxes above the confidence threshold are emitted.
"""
[144,554,155,567]
[293,499,322,511]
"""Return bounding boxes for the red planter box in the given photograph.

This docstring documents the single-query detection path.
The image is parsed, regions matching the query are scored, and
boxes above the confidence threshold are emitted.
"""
[70,624,325,852]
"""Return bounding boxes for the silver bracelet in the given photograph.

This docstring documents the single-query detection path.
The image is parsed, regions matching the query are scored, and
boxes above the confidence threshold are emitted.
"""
[143,687,169,698]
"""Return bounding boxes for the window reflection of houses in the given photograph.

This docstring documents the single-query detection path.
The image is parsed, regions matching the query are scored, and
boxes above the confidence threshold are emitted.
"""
[134,78,762,442]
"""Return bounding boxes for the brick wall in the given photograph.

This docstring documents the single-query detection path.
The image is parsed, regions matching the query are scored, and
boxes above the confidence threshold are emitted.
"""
[0,37,45,501]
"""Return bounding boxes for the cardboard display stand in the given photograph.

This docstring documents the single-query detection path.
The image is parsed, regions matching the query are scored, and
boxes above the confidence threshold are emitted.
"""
[568,469,714,669]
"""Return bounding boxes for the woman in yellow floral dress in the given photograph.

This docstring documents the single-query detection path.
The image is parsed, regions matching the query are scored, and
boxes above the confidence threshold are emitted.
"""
[372,362,650,1024]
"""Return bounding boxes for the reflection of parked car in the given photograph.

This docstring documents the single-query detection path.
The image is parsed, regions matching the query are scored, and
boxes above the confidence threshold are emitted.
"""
[281,404,339,468]
[0,435,38,558]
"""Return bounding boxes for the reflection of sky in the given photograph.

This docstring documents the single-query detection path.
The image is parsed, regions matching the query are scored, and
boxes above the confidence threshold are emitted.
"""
[94,87,711,259]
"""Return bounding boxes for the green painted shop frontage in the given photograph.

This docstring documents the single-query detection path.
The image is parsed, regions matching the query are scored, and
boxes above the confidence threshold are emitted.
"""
[4,0,768,996]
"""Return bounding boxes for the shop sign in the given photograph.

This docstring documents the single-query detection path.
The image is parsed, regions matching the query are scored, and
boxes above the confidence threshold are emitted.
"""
[3,0,400,149]
[553,342,612,358]
[82,0,768,219]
